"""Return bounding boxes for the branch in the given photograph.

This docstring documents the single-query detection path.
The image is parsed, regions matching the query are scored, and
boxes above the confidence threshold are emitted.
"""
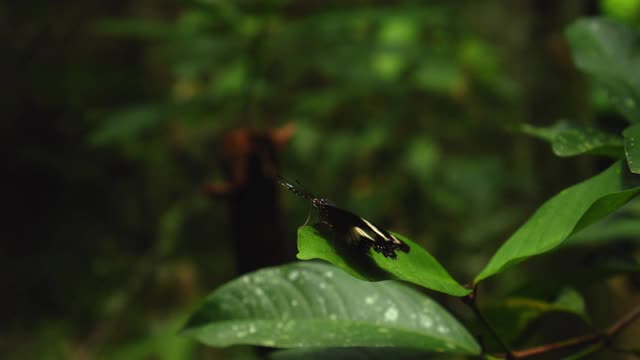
[509,302,640,359]
[462,286,515,359]
[605,303,640,338]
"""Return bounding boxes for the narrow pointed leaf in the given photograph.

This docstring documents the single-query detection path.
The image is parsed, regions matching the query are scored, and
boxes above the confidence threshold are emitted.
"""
[182,262,480,355]
[624,123,640,174]
[475,161,640,283]
[297,226,470,296]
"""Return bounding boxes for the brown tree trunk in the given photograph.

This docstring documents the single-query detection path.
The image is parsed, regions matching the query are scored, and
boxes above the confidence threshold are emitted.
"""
[205,125,295,274]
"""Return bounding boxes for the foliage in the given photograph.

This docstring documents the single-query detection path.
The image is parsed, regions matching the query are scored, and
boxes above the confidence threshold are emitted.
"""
[183,15,640,359]
[566,18,640,124]
[297,226,469,296]
[475,161,640,283]
[7,1,640,359]
[183,262,479,354]
[624,123,640,173]
[519,121,624,158]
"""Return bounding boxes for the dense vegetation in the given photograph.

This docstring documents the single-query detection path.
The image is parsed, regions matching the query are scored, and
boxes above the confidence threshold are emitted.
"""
[5,1,640,359]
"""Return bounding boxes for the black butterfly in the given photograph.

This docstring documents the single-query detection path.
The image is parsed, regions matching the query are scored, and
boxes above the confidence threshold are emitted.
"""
[278,176,410,259]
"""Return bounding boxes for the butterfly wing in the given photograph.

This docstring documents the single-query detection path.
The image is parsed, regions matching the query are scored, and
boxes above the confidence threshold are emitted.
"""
[277,176,410,259]
[318,204,409,259]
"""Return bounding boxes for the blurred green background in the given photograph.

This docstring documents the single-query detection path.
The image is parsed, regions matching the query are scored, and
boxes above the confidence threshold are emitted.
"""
[4,0,640,359]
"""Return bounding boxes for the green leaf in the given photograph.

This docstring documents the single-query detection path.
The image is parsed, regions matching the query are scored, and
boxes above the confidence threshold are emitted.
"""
[485,288,589,343]
[624,123,640,173]
[566,18,640,123]
[553,288,588,318]
[519,122,624,158]
[297,226,470,297]
[565,216,640,247]
[475,161,640,283]
[182,262,480,355]
[601,0,640,21]
[270,347,439,360]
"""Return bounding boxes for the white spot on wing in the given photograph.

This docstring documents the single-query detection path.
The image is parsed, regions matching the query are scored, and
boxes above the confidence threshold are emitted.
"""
[353,226,375,241]
[389,234,402,245]
[361,218,389,241]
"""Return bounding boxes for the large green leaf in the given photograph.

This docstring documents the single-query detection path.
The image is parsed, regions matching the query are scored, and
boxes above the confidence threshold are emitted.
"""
[566,18,640,123]
[475,161,640,283]
[271,347,441,360]
[624,123,640,173]
[182,262,480,355]
[297,227,470,297]
[520,122,624,158]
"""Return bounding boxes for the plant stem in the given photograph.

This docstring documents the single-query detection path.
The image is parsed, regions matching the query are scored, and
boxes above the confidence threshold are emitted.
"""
[605,302,640,337]
[463,286,515,359]
[508,302,640,359]
[511,333,601,358]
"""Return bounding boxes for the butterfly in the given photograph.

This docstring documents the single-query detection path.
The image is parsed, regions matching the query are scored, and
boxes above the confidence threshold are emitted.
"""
[277,176,410,259]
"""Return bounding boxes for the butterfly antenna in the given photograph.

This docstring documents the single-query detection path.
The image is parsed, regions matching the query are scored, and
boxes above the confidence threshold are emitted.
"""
[276,175,315,201]
[296,179,316,192]
[295,179,318,200]
[276,175,297,194]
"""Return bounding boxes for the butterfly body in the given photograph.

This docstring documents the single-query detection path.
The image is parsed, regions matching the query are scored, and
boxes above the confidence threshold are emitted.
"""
[279,177,410,259]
